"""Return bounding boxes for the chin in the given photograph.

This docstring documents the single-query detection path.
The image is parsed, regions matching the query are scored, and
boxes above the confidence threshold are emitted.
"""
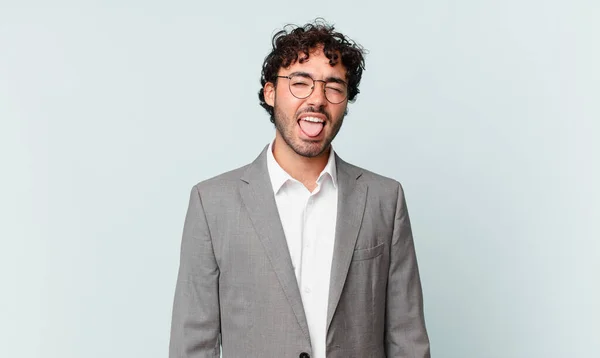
[292,141,328,158]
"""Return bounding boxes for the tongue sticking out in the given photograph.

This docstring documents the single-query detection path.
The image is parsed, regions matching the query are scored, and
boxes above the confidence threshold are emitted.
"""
[299,120,324,137]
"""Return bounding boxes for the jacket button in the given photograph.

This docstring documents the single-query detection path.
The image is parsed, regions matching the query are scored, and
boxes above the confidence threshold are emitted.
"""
[299,353,310,358]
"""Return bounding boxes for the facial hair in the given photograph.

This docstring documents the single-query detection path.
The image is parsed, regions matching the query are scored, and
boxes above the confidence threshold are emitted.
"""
[273,100,346,158]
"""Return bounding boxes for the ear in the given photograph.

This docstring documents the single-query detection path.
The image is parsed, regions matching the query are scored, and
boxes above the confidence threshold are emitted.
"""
[264,82,275,107]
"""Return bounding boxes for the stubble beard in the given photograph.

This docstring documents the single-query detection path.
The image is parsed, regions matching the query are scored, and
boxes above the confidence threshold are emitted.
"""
[273,103,345,158]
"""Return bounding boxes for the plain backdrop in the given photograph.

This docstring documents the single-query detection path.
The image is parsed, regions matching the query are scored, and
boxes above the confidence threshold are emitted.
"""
[1,1,598,357]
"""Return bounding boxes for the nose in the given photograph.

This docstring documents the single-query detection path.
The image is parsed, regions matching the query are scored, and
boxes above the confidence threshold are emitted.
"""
[307,80,327,107]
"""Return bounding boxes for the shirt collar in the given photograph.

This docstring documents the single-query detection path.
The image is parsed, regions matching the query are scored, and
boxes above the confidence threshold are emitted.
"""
[266,140,338,194]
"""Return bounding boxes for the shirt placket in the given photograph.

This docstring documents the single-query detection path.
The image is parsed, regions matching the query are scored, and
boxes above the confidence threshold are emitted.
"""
[299,183,323,302]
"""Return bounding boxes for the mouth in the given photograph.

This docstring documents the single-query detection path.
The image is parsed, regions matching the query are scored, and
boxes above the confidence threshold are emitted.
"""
[297,115,326,138]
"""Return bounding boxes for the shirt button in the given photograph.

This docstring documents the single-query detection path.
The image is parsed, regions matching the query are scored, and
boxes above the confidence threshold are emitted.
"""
[304,287,311,293]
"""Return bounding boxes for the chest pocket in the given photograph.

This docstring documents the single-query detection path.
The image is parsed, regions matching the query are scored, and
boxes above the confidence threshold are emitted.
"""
[351,243,384,261]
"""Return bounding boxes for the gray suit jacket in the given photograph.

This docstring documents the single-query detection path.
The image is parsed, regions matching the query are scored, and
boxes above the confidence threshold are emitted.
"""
[169,146,430,358]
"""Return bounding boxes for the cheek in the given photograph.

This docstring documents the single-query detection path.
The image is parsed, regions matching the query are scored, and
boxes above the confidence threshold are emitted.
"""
[276,92,303,115]
[331,105,348,120]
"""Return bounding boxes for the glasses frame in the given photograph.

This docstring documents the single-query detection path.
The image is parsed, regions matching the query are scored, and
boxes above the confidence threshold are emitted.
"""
[275,75,348,104]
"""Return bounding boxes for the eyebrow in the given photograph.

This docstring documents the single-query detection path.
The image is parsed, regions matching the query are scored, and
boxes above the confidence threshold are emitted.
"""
[288,71,347,85]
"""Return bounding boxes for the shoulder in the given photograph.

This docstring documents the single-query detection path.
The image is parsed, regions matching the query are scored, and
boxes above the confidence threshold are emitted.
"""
[338,157,404,196]
[190,164,250,198]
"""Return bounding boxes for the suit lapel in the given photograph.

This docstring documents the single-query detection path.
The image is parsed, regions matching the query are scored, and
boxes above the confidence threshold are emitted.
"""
[327,156,367,331]
[238,146,311,342]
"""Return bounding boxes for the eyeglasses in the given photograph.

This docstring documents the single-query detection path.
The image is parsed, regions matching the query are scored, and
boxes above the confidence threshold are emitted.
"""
[276,74,348,104]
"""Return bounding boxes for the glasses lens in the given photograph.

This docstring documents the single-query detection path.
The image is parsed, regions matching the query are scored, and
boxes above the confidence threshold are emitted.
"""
[288,75,313,98]
[287,75,348,103]
[324,83,347,104]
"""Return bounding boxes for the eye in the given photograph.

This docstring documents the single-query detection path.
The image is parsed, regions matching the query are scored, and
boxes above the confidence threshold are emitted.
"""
[326,85,344,93]
[291,80,311,87]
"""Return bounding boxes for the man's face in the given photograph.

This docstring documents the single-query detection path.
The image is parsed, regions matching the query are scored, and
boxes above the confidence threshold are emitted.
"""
[264,47,348,158]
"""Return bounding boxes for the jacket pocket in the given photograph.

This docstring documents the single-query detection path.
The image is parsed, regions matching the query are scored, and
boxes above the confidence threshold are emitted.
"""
[351,243,384,261]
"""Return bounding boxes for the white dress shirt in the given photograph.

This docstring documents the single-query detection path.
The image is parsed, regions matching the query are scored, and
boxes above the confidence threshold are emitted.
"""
[266,141,338,358]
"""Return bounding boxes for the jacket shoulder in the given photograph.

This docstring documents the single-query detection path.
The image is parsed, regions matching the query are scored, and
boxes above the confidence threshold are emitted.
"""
[343,160,403,192]
[191,164,250,195]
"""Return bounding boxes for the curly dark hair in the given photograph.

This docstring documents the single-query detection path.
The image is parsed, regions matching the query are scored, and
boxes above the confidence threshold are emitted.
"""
[258,19,367,123]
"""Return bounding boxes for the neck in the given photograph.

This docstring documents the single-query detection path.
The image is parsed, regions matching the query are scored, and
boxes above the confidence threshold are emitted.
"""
[272,134,330,191]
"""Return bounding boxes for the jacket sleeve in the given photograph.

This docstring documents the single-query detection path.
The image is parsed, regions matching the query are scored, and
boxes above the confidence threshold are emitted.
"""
[169,185,221,358]
[385,182,431,357]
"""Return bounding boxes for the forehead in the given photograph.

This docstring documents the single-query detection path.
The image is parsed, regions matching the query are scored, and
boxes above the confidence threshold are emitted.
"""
[279,47,347,79]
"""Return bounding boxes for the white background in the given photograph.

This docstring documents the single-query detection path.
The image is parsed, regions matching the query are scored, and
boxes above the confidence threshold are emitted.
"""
[1,1,598,357]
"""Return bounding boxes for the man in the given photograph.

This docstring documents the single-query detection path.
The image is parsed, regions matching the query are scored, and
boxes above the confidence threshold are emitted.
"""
[169,20,430,358]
